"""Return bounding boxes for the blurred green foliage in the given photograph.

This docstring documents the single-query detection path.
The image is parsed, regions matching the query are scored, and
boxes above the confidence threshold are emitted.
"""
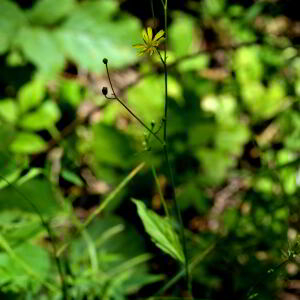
[1,0,300,299]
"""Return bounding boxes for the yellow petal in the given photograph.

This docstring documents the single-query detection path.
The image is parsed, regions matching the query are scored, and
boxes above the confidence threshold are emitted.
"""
[133,44,146,49]
[147,27,153,41]
[153,30,165,41]
[142,29,148,43]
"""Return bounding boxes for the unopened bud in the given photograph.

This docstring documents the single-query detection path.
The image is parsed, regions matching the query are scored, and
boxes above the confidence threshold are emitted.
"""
[102,87,108,96]
[103,58,108,65]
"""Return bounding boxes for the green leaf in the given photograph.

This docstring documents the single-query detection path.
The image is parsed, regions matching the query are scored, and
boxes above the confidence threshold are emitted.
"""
[0,239,51,293]
[61,169,84,187]
[16,27,65,74]
[18,78,46,113]
[28,0,76,25]
[0,0,26,54]
[234,46,263,84]
[196,149,236,185]
[201,0,226,18]
[127,75,164,124]
[132,199,185,263]
[19,100,61,130]
[10,132,47,154]
[0,178,59,216]
[241,80,286,119]
[0,210,42,244]
[60,78,83,107]
[0,151,27,189]
[177,54,210,72]
[0,99,19,123]
[55,1,141,72]
[169,12,196,57]
[80,123,133,168]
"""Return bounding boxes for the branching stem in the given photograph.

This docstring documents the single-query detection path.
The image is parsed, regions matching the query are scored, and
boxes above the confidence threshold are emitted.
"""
[104,62,164,145]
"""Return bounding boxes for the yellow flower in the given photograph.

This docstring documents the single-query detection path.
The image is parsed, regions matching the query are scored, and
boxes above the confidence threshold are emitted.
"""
[133,27,165,56]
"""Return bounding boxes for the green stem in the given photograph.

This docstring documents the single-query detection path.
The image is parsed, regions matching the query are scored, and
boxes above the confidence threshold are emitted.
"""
[104,62,163,145]
[159,2,191,293]
[246,259,289,299]
[151,165,169,217]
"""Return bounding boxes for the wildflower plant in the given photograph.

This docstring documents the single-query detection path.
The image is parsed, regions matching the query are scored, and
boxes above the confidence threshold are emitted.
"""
[102,0,191,295]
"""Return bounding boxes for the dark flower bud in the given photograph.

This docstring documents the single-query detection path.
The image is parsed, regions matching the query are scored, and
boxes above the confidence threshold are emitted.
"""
[102,87,108,96]
[103,58,108,65]
[151,120,155,127]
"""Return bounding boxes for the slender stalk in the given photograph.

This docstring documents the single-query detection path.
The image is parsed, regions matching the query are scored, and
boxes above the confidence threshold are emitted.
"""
[246,259,289,299]
[159,2,191,293]
[57,162,145,256]
[104,62,164,145]
[150,0,155,21]
[151,165,169,217]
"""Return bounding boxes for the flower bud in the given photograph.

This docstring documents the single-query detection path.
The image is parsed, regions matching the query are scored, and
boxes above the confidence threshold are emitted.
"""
[103,58,108,65]
[102,87,108,96]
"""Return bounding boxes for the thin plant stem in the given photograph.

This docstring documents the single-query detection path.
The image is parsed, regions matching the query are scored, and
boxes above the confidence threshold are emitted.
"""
[57,162,145,256]
[153,242,216,297]
[151,165,169,217]
[104,62,164,145]
[150,0,155,21]
[246,259,289,299]
[0,175,68,300]
[158,2,191,293]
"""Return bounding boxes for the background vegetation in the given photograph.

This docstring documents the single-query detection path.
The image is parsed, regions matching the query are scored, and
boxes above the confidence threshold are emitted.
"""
[1,0,300,299]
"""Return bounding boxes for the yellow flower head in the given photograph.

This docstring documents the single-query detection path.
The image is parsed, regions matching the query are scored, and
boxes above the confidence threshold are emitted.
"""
[133,27,165,56]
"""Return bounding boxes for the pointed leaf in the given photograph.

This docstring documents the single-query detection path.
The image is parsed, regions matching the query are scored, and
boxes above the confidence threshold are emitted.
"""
[132,199,184,263]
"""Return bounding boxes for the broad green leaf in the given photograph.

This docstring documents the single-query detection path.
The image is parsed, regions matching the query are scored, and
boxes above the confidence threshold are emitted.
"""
[60,78,83,107]
[0,240,51,293]
[0,0,26,54]
[241,80,286,119]
[10,132,47,154]
[80,123,133,168]
[0,151,27,189]
[216,123,250,156]
[0,178,59,216]
[0,124,17,152]
[169,12,196,57]
[234,46,263,84]
[132,199,185,263]
[177,54,210,72]
[16,27,65,74]
[18,78,46,113]
[19,100,61,130]
[196,149,236,185]
[28,0,76,25]
[0,210,42,244]
[201,0,226,18]
[127,76,164,124]
[55,1,141,72]
[0,99,19,123]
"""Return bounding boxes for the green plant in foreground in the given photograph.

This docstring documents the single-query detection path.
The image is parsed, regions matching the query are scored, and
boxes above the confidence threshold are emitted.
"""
[102,18,190,295]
